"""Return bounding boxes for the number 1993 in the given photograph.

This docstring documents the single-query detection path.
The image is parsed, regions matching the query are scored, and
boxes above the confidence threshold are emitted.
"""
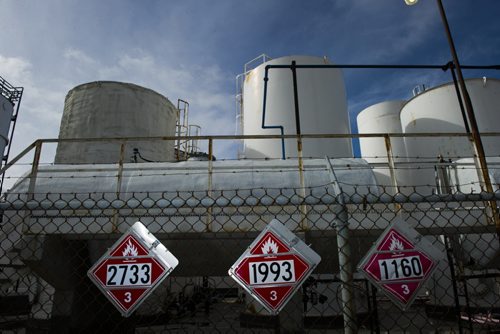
[249,260,295,285]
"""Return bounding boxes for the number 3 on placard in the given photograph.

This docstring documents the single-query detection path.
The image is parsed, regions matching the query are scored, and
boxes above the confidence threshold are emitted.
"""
[402,284,410,295]
[270,290,277,301]
[124,292,132,303]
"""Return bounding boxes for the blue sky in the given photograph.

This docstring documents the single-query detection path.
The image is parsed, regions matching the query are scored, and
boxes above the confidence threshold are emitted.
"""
[1,0,500,166]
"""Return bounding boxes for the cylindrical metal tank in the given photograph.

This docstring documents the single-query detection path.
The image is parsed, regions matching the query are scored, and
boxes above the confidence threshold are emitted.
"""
[0,95,14,159]
[357,100,407,192]
[242,55,352,159]
[55,81,177,164]
[400,78,500,191]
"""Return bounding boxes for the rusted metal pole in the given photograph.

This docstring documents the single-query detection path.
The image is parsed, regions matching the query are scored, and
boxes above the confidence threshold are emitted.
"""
[22,140,42,234]
[436,0,499,235]
[206,138,213,232]
[115,142,125,198]
[384,135,402,213]
[27,140,42,195]
[112,142,126,232]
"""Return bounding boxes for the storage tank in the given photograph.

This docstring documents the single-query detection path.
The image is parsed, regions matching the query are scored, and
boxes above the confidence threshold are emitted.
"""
[242,55,352,159]
[357,100,407,192]
[0,95,14,159]
[400,78,500,191]
[55,81,177,164]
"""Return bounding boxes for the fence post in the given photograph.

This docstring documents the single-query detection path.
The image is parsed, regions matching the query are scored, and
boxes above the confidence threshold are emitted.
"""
[206,138,213,232]
[112,142,125,232]
[22,140,42,234]
[325,157,357,333]
[384,134,402,214]
[27,140,42,195]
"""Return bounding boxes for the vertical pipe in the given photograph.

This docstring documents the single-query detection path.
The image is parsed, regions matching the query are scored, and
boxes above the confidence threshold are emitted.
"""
[326,156,357,333]
[291,61,309,230]
[290,61,302,138]
[262,66,286,160]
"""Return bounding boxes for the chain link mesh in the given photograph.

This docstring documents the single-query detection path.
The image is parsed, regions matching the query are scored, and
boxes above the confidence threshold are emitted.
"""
[1,180,499,333]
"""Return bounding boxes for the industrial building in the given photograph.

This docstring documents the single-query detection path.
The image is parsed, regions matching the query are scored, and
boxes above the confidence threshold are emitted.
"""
[0,55,499,333]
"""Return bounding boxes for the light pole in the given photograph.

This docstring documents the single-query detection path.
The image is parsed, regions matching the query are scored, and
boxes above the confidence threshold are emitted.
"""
[406,0,498,231]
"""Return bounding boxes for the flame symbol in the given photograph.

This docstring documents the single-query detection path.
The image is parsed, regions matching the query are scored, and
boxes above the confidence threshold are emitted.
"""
[122,240,139,257]
[389,235,405,251]
[261,237,279,254]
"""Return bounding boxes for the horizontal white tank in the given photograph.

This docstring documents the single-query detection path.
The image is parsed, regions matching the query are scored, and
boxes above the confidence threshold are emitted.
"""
[242,55,352,159]
[55,81,178,164]
[400,78,500,191]
[7,158,378,236]
[0,95,14,159]
[357,100,407,191]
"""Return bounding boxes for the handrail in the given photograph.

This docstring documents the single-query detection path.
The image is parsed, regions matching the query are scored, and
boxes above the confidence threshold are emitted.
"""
[26,131,500,143]
[0,140,38,175]
[1,131,498,179]
[3,131,500,179]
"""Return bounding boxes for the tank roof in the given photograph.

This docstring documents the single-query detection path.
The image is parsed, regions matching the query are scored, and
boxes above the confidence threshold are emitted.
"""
[66,81,171,103]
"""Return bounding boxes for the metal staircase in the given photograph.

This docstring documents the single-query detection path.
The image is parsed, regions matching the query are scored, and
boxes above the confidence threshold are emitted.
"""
[0,75,23,194]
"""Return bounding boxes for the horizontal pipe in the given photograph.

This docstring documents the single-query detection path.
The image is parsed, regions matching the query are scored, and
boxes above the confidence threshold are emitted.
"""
[35,132,500,143]
[2,190,499,211]
[265,64,500,70]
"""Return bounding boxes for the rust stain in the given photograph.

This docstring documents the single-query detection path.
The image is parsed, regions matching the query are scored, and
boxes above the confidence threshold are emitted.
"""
[244,69,253,83]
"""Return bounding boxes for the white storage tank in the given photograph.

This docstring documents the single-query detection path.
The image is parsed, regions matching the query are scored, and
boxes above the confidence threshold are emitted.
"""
[400,78,500,191]
[55,81,177,164]
[242,55,352,159]
[357,100,407,191]
[0,95,14,159]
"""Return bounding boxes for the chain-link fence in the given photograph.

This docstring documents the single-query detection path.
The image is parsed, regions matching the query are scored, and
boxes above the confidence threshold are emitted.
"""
[0,135,499,333]
[1,186,499,332]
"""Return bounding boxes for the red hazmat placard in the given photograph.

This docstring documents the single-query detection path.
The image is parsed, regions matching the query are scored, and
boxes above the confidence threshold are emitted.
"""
[358,219,443,310]
[229,220,321,314]
[88,222,178,317]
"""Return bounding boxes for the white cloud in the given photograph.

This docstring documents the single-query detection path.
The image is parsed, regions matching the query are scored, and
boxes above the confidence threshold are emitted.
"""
[0,55,33,86]
[0,55,64,131]
[63,48,96,65]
